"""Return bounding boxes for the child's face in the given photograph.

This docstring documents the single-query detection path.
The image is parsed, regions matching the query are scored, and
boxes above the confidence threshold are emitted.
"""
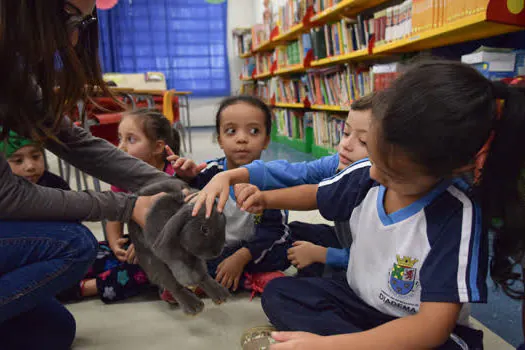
[337,108,371,170]
[367,123,440,197]
[7,145,45,184]
[217,102,270,168]
[118,116,163,167]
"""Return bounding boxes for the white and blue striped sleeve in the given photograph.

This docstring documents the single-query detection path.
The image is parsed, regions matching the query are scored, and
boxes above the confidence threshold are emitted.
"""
[317,159,374,222]
[419,185,488,304]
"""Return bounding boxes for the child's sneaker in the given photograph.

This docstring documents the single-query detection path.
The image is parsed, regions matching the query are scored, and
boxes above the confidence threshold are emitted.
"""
[159,288,178,305]
[240,325,277,350]
[243,271,285,301]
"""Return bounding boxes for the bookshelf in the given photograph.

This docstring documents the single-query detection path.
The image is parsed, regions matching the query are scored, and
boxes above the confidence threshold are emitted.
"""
[235,0,525,156]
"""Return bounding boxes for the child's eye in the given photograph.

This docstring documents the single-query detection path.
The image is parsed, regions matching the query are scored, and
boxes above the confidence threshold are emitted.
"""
[9,158,23,165]
[359,140,367,146]
[128,136,136,144]
[32,154,42,161]
[343,131,350,137]
[225,128,235,135]
[250,128,259,135]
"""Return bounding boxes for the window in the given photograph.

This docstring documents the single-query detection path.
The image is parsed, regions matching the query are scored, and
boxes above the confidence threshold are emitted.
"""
[98,0,230,97]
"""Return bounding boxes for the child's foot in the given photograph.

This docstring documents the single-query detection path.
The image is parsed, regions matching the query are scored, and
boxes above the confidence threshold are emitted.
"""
[159,289,178,305]
[244,271,285,300]
[240,325,277,350]
[159,286,205,305]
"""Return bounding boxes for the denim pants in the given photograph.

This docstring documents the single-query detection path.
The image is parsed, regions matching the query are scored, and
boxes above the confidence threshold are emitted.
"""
[0,221,98,349]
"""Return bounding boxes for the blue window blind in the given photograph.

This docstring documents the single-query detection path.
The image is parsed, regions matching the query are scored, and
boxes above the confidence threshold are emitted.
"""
[98,0,230,97]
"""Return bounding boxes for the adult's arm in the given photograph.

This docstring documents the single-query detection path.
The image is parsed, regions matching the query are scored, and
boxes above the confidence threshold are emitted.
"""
[45,117,169,192]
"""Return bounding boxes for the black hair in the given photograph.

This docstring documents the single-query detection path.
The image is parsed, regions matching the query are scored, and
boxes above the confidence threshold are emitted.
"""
[123,108,181,157]
[351,92,375,111]
[215,95,272,136]
[372,59,525,299]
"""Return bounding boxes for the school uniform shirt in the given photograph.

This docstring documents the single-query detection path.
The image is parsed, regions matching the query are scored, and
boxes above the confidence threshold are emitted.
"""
[244,154,351,267]
[317,159,488,324]
[189,157,290,264]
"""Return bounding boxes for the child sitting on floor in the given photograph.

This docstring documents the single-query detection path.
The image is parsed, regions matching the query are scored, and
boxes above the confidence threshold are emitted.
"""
[194,61,525,349]
[188,94,373,277]
[58,108,181,304]
[170,95,290,294]
[0,130,70,190]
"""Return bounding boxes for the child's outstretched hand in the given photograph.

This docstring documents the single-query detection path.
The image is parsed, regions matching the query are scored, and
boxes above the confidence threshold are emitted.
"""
[234,183,266,214]
[165,145,206,180]
[287,241,327,269]
[191,172,231,217]
[215,248,252,291]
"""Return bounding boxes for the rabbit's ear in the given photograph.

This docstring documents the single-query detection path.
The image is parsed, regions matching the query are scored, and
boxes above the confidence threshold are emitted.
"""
[151,206,191,252]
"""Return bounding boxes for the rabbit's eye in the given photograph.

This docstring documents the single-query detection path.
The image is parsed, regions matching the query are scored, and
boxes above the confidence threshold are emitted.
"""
[200,225,209,234]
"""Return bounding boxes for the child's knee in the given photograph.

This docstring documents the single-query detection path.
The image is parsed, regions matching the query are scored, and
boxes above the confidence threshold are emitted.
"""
[261,277,292,309]
[60,223,98,264]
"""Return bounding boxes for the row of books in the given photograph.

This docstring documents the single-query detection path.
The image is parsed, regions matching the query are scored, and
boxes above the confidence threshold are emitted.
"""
[243,61,393,104]
[241,57,256,78]
[276,34,311,67]
[305,65,373,106]
[312,0,344,13]
[233,29,252,57]
[274,108,305,140]
[252,23,271,48]
[272,77,309,104]
[256,53,273,76]
[309,111,345,149]
[311,17,369,60]
[274,0,313,34]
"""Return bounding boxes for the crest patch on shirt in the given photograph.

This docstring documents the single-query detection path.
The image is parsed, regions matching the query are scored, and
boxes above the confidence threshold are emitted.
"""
[389,255,419,296]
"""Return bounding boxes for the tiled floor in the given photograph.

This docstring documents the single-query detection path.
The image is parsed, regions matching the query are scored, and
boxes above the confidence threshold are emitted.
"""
[50,128,518,349]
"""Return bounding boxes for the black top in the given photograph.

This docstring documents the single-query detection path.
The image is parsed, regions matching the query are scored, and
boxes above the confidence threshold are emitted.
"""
[37,170,71,191]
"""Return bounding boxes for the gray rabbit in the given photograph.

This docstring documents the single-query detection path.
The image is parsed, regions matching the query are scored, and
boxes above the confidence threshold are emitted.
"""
[127,178,230,315]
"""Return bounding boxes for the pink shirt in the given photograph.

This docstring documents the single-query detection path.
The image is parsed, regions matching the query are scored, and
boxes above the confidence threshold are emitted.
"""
[111,162,175,193]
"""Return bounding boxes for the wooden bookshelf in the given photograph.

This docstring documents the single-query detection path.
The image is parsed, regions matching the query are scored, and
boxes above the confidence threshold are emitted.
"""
[311,0,390,24]
[236,0,525,156]
[374,12,525,54]
[240,52,253,59]
[311,104,350,112]
[254,71,272,80]
[274,102,305,109]
[311,49,368,67]
[274,64,306,76]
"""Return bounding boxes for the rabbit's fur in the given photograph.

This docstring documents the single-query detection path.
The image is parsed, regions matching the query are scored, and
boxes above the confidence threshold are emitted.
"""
[128,178,229,315]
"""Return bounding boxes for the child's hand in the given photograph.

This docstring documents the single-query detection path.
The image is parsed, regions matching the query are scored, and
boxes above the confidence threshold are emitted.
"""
[125,243,138,264]
[192,172,232,218]
[270,331,324,350]
[110,237,130,263]
[234,183,266,214]
[287,241,327,269]
[215,248,252,291]
[165,145,206,180]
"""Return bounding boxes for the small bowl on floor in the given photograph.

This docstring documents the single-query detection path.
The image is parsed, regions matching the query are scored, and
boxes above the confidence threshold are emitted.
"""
[240,325,277,350]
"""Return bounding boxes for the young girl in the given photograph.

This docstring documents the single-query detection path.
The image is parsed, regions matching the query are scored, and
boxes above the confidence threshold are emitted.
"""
[59,108,181,303]
[0,130,70,190]
[176,95,291,294]
[194,61,525,349]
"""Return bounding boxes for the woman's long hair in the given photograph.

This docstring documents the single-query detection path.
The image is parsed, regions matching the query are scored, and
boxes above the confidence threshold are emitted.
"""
[0,0,112,141]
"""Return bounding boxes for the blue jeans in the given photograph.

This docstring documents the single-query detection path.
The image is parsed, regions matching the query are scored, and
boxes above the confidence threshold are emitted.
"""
[0,221,98,349]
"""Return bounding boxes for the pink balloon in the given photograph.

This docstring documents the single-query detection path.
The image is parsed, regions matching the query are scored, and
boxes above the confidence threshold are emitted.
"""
[96,0,119,10]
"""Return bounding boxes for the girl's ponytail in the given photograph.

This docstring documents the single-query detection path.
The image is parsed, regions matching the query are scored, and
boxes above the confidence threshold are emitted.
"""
[478,81,525,299]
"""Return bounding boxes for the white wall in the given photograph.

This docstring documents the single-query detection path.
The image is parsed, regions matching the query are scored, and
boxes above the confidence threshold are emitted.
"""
[190,0,258,127]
